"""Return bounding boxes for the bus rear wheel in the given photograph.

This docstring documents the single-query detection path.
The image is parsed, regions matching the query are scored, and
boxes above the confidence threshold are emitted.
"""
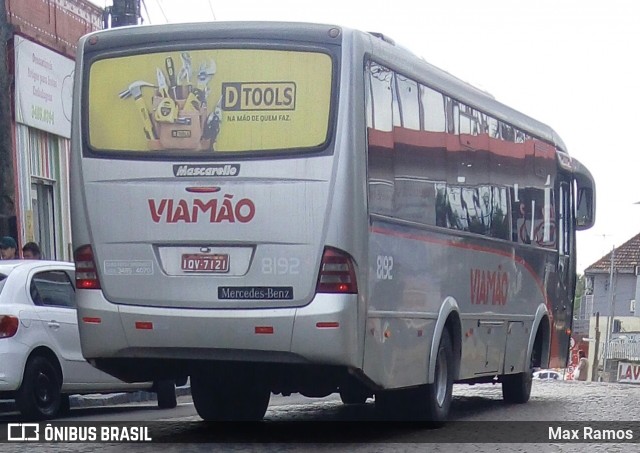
[502,349,534,404]
[418,330,453,423]
[191,371,270,421]
[339,381,370,405]
[375,330,454,423]
[502,371,532,404]
[154,379,177,409]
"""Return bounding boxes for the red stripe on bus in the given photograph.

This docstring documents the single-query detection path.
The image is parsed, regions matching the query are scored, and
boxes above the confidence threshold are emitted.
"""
[370,225,552,313]
[372,224,563,366]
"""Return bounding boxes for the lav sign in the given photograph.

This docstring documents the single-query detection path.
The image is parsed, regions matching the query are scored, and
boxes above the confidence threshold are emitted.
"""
[618,362,640,384]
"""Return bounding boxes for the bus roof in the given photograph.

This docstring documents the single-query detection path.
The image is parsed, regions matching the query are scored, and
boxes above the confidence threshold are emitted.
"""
[359,29,568,153]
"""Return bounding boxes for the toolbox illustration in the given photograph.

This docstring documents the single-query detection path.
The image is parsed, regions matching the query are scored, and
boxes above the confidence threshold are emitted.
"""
[149,86,210,151]
[119,54,222,152]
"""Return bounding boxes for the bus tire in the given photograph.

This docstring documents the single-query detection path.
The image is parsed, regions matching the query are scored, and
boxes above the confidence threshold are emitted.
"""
[155,379,177,409]
[502,371,532,404]
[59,394,71,415]
[420,330,454,424]
[502,367,533,404]
[191,372,270,421]
[375,331,454,422]
[339,381,370,405]
[502,343,534,404]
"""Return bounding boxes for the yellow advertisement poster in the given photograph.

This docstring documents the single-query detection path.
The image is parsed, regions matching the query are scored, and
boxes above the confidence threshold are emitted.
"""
[88,49,332,153]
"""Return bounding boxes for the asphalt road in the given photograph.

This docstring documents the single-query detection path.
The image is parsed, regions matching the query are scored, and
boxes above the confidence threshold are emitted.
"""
[1,381,639,452]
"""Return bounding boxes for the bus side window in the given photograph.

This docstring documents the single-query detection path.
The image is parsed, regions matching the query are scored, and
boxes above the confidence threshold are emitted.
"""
[367,61,393,132]
[511,187,556,247]
[559,182,571,256]
[420,85,446,133]
[366,61,395,217]
[490,186,509,240]
[394,75,420,130]
[512,188,532,245]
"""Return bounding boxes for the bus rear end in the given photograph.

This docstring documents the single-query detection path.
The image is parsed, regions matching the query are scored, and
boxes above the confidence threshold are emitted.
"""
[70,23,363,419]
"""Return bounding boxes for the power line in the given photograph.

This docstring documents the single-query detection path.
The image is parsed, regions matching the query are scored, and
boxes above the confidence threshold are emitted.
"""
[141,0,152,24]
[155,0,169,23]
[207,0,217,21]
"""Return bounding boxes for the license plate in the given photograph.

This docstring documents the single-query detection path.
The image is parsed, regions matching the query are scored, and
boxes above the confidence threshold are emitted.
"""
[181,254,229,273]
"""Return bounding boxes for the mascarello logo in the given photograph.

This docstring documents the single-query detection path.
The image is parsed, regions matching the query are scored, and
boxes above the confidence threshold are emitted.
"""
[173,164,240,177]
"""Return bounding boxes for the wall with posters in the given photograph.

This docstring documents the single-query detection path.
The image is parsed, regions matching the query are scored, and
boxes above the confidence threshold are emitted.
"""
[14,36,75,139]
[13,36,75,260]
[1,0,102,259]
[618,362,640,384]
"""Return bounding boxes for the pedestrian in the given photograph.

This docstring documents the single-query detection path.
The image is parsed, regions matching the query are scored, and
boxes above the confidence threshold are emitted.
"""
[576,350,589,381]
[22,241,42,260]
[0,236,19,260]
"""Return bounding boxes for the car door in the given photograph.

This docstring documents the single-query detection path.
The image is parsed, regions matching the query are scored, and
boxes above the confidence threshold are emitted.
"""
[30,268,112,387]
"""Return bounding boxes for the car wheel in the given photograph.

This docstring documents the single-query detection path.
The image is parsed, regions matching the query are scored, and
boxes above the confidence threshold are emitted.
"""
[16,356,62,420]
[155,379,177,409]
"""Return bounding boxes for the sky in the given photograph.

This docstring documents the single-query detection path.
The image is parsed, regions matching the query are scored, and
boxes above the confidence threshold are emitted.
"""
[92,0,640,272]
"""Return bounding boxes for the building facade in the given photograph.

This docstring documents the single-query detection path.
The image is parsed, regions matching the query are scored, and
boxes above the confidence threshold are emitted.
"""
[583,232,640,381]
[0,0,103,260]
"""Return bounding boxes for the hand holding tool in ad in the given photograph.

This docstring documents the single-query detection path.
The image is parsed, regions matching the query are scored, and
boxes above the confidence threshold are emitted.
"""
[119,81,158,140]
[154,67,178,123]
[195,59,217,107]
[177,52,192,86]
[183,90,201,112]
[165,56,180,99]
[202,96,223,146]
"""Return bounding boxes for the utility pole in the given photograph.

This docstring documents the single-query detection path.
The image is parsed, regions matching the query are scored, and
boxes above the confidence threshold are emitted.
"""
[103,0,142,29]
[602,246,616,380]
[592,312,600,382]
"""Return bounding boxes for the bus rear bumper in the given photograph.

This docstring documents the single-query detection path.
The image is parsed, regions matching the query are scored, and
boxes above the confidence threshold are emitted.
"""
[76,291,360,377]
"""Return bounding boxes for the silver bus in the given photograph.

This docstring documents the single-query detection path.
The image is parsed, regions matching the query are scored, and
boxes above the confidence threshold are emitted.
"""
[70,22,596,422]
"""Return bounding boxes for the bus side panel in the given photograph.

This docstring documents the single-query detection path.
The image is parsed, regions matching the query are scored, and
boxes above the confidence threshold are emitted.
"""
[363,220,550,389]
[503,320,530,375]
[363,316,434,388]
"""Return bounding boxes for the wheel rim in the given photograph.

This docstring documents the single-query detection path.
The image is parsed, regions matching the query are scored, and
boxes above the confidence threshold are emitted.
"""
[35,370,55,409]
[435,347,448,407]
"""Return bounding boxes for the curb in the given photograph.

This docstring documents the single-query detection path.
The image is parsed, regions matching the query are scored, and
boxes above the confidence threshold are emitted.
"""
[69,385,191,408]
[0,385,191,413]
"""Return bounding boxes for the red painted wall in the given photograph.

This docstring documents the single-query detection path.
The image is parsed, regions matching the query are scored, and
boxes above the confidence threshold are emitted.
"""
[6,0,103,58]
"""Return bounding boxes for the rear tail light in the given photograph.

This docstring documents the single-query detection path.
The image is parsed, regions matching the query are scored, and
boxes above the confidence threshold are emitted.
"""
[0,315,19,338]
[74,245,101,289]
[315,247,358,294]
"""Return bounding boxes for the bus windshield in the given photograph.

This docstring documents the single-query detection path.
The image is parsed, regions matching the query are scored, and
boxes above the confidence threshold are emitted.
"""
[87,48,334,155]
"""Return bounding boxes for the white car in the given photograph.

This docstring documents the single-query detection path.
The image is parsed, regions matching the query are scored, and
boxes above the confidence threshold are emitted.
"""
[532,369,563,380]
[0,260,178,420]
